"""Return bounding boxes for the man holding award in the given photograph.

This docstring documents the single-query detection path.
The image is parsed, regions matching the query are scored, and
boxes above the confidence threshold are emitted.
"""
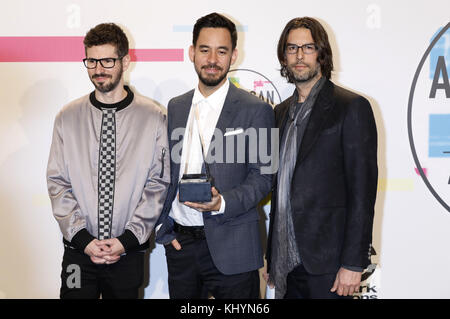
[155,12,275,299]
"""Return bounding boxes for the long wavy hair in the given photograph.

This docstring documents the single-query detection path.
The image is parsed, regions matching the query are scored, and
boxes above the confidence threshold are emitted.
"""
[277,17,333,82]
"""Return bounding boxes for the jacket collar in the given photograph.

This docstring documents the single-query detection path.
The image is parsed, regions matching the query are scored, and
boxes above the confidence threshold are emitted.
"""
[214,81,241,134]
[89,85,134,111]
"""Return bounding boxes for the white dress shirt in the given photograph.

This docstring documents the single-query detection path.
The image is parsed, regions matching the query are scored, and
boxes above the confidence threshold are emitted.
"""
[169,80,229,226]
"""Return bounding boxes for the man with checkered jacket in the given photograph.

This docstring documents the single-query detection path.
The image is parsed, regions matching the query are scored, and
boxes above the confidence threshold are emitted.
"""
[46,23,170,299]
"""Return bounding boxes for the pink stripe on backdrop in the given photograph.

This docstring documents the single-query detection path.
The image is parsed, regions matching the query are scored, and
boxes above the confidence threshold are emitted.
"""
[415,167,428,177]
[0,37,183,62]
[129,49,184,62]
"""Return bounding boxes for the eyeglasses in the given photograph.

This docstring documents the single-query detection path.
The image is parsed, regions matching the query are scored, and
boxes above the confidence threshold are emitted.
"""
[285,43,318,55]
[83,57,123,69]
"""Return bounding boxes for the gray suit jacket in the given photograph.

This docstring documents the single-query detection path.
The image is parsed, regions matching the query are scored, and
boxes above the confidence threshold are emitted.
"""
[156,82,274,275]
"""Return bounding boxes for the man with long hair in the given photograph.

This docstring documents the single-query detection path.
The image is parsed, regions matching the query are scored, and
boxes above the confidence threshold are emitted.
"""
[266,17,378,299]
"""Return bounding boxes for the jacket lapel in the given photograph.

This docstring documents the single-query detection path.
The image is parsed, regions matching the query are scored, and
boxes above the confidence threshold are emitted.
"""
[271,93,293,187]
[214,82,241,134]
[297,79,335,164]
[170,90,194,183]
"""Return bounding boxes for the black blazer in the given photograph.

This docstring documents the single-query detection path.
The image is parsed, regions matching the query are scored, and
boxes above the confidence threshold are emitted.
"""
[267,79,378,275]
[156,82,275,275]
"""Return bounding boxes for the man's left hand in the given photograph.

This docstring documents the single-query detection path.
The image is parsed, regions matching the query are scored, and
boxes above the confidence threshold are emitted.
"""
[97,238,125,264]
[330,267,361,296]
[183,187,221,212]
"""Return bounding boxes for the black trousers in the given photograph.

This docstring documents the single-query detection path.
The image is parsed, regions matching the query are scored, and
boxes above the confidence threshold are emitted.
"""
[60,247,144,299]
[165,232,260,299]
[284,264,352,299]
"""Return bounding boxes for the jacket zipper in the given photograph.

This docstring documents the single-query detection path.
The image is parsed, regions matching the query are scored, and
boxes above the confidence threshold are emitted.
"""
[159,148,166,178]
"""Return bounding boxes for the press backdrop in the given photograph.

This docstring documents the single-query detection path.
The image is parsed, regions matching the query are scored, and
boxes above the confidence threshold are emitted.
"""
[0,0,449,298]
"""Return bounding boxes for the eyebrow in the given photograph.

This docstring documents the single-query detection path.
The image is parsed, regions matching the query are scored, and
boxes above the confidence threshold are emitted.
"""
[286,42,314,46]
[198,45,230,51]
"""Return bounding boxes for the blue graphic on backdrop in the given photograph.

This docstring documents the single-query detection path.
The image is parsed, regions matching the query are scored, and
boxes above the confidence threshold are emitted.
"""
[430,27,450,79]
[429,114,450,157]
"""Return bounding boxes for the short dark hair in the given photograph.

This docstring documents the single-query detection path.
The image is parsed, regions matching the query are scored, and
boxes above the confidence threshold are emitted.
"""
[277,17,333,81]
[83,23,129,58]
[192,13,237,50]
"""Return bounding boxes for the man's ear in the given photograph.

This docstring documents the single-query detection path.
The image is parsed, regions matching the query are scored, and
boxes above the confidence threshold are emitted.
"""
[122,53,131,72]
[230,48,238,65]
[188,45,195,63]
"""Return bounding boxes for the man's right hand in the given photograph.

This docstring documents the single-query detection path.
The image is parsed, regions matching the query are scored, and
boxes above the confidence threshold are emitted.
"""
[262,271,275,289]
[171,239,182,250]
[84,239,113,264]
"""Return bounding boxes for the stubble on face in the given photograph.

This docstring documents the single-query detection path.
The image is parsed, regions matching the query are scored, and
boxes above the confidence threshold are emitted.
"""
[286,59,320,84]
[284,28,321,85]
[91,65,123,93]
[196,60,228,87]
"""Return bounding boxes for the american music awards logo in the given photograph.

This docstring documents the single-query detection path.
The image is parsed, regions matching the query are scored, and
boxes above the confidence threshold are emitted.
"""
[228,69,282,107]
[408,22,450,212]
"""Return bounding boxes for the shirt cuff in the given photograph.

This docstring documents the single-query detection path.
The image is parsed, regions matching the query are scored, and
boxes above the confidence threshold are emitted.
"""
[211,195,225,215]
[70,228,95,252]
[342,265,364,272]
[117,229,140,252]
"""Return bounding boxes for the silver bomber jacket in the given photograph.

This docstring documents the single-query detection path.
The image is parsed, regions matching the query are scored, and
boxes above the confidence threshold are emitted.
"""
[47,88,170,250]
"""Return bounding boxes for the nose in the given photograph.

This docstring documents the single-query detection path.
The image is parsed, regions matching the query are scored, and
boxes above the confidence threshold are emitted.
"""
[94,61,106,72]
[207,51,218,64]
[296,48,304,61]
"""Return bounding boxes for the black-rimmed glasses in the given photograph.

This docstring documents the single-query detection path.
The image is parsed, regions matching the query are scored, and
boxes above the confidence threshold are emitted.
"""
[83,57,123,69]
[286,43,318,55]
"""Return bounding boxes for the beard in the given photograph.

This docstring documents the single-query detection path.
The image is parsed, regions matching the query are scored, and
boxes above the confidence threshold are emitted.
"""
[286,62,320,84]
[91,67,123,93]
[196,63,230,87]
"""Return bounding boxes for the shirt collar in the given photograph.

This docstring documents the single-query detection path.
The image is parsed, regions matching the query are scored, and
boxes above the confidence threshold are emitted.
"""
[192,79,230,110]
